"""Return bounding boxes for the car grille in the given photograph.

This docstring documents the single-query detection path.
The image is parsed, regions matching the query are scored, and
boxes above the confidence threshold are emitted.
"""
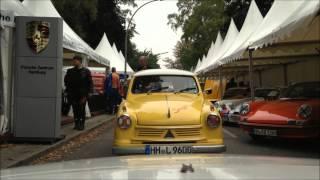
[137,129,166,137]
[136,128,201,138]
[174,128,201,137]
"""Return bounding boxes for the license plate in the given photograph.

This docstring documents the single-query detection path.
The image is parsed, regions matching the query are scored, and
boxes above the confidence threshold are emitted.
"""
[145,145,193,155]
[253,129,277,136]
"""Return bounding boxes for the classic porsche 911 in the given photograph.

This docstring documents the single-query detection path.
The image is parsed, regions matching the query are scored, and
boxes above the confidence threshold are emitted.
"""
[112,69,225,155]
[239,81,320,140]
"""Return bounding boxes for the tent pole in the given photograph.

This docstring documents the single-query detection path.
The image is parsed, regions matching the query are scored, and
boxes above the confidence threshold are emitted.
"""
[248,49,255,102]
[283,64,288,86]
[82,55,88,67]
[258,70,262,87]
[219,66,223,100]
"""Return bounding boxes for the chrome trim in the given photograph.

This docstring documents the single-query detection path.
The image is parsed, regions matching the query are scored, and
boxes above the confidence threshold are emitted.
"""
[239,122,319,129]
[112,144,226,155]
[135,125,202,129]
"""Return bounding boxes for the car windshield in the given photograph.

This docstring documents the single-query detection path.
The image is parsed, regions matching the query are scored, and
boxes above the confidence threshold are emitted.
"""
[132,75,198,94]
[284,82,320,99]
[223,88,250,99]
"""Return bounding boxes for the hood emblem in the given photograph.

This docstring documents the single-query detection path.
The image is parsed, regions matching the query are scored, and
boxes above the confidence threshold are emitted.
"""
[26,21,50,54]
[167,108,171,118]
[164,130,174,138]
[165,95,171,118]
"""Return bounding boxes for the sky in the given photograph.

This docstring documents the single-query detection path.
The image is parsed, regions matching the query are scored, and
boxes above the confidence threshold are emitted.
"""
[121,0,182,68]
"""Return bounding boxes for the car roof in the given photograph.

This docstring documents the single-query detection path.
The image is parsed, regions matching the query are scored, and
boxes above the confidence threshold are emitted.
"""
[134,69,195,77]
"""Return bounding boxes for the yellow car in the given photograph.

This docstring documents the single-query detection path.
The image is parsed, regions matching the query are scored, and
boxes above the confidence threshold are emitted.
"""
[112,69,225,155]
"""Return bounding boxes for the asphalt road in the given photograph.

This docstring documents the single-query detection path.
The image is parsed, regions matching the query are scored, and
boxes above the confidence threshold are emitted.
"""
[61,123,319,161]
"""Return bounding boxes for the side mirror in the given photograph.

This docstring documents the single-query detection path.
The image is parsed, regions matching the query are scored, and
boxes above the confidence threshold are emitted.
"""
[204,88,213,95]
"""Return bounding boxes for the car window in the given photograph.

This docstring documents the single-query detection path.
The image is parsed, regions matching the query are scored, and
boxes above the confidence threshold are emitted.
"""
[285,82,320,98]
[131,75,198,94]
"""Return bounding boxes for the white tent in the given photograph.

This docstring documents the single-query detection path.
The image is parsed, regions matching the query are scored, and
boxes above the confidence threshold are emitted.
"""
[202,32,223,73]
[196,31,223,73]
[219,0,319,67]
[1,0,32,16]
[207,19,239,70]
[118,50,134,73]
[204,0,319,72]
[112,43,134,73]
[196,41,214,73]
[22,0,110,66]
[218,0,263,64]
[0,0,35,134]
[119,51,125,63]
[248,0,319,49]
[95,33,134,73]
[194,59,201,73]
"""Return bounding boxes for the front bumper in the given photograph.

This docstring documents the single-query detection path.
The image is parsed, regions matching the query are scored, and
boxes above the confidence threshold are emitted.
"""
[112,144,226,155]
[239,122,320,139]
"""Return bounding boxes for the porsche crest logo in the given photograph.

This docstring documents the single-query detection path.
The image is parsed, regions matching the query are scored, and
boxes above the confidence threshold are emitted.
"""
[26,21,50,54]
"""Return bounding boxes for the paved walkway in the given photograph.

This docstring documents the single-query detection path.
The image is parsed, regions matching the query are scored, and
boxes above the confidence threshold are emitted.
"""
[0,114,114,169]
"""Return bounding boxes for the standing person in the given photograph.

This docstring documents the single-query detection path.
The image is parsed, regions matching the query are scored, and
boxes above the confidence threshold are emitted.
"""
[64,55,93,130]
[104,67,112,113]
[226,78,237,90]
[137,56,151,71]
[109,67,121,114]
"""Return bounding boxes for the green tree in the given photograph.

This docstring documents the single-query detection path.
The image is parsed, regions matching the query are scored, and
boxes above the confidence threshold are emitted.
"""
[168,0,225,70]
[52,0,159,70]
[163,57,182,69]
[169,0,274,70]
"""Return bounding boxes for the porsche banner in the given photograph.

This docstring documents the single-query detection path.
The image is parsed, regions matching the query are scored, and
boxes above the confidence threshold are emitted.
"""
[13,17,63,141]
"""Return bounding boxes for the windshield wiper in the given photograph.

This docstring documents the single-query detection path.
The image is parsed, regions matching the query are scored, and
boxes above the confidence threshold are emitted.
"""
[147,86,169,94]
[174,87,197,94]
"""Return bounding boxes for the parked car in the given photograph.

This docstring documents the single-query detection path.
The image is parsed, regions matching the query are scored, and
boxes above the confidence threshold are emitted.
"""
[214,87,252,124]
[112,69,225,155]
[216,87,282,125]
[255,88,280,100]
[239,81,320,140]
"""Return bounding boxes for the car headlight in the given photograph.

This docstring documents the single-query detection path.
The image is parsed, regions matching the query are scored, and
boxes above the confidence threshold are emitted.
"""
[207,114,220,128]
[117,114,131,129]
[297,104,312,119]
[240,103,250,115]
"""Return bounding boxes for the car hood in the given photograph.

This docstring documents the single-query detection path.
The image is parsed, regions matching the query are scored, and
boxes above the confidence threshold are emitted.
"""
[247,98,320,124]
[128,93,203,126]
[1,155,319,180]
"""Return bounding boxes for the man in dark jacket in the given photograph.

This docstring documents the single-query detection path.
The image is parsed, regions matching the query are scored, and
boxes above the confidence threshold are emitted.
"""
[64,55,93,130]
